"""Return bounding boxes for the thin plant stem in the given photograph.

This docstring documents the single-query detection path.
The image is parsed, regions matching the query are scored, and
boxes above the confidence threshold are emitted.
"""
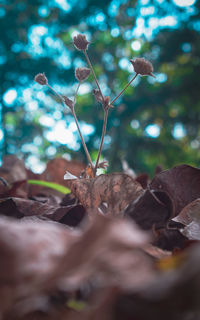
[74,82,81,104]
[71,107,94,169]
[94,108,109,174]
[47,82,93,169]
[83,50,105,103]
[110,73,138,105]
[47,84,64,101]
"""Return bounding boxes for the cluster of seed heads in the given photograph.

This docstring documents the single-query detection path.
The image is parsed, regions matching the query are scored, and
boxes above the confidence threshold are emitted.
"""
[34,33,155,177]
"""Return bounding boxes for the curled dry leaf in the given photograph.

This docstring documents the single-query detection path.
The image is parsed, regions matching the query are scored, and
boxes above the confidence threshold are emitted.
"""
[125,189,174,230]
[66,173,144,216]
[174,198,200,240]
[150,164,200,217]
[0,197,86,227]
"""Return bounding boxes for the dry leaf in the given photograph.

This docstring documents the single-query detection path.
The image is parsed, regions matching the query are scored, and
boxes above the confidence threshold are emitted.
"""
[174,199,200,240]
[66,173,144,216]
[150,164,200,217]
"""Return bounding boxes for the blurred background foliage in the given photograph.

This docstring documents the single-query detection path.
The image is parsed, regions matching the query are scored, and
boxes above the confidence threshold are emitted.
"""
[0,0,200,175]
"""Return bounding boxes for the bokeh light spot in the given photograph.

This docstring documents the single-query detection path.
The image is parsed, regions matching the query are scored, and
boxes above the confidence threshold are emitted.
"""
[3,89,17,106]
[173,0,196,7]
[131,40,141,51]
[145,124,160,138]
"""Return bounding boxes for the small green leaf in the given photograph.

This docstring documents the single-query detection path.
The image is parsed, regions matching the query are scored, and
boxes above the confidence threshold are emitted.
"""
[66,299,86,311]
[27,180,71,194]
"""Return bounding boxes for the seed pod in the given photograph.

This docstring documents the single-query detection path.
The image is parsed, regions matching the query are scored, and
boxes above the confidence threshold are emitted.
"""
[130,58,155,77]
[34,73,48,85]
[93,89,103,103]
[98,161,108,169]
[63,96,74,109]
[75,67,90,81]
[73,34,90,51]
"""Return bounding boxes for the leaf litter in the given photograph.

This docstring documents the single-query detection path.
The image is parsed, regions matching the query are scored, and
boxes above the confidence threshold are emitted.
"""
[0,156,200,319]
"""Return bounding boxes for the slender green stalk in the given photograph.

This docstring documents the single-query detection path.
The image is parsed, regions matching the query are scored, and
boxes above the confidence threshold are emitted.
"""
[110,73,138,105]
[83,50,105,103]
[94,108,109,174]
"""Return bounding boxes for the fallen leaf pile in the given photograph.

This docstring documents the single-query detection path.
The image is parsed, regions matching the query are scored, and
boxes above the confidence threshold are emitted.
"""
[0,156,200,320]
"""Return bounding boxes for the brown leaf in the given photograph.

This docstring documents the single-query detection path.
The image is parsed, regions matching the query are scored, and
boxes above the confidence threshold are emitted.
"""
[0,215,155,318]
[0,197,86,226]
[66,173,144,216]
[55,215,155,291]
[0,156,28,198]
[28,158,85,197]
[125,189,173,230]
[174,198,200,240]
[0,156,27,183]
[150,164,200,217]
[0,216,77,316]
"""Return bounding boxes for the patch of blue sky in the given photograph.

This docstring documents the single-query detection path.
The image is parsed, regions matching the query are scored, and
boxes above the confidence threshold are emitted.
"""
[159,16,177,28]
[108,0,121,17]
[39,114,55,127]
[111,27,120,37]
[38,6,50,17]
[130,120,140,129]
[133,17,145,38]
[172,123,186,139]
[56,51,72,69]
[46,146,57,156]
[78,83,92,95]
[33,136,43,146]
[173,0,196,7]
[0,129,4,142]
[44,120,80,150]
[140,6,155,16]
[145,124,160,138]
[119,57,130,71]
[26,101,39,112]
[21,143,39,154]
[102,52,115,71]
[53,0,71,12]
[25,155,45,174]
[3,88,17,106]
[131,40,142,51]
[53,110,62,120]
[123,29,134,40]
[148,73,168,84]
[140,0,150,5]
[22,88,32,101]
[73,57,85,68]
[87,12,106,28]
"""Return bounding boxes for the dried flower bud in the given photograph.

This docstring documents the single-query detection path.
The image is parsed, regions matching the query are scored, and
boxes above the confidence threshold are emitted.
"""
[103,96,114,109]
[73,34,90,51]
[93,89,103,103]
[98,161,108,169]
[34,73,48,85]
[63,96,74,109]
[130,58,155,77]
[75,67,90,81]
